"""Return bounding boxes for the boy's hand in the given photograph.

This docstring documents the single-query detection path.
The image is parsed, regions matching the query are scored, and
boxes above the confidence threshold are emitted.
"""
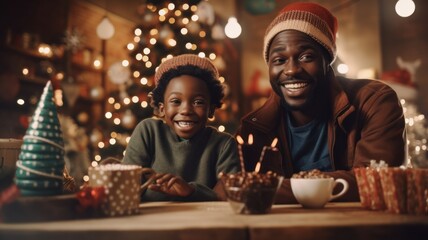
[149,173,195,197]
[140,168,157,191]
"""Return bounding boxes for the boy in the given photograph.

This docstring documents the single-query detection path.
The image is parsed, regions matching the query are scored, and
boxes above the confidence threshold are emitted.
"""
[123,54,240,201]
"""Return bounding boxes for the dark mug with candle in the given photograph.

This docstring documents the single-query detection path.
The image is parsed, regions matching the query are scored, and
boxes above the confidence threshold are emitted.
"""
[219,171,283,214]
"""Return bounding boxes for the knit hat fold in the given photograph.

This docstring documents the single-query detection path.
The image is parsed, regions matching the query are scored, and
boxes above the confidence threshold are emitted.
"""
[263,2,338,63]
[154,54,219,85]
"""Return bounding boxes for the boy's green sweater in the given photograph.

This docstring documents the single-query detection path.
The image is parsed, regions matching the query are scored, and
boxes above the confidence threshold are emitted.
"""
[123,118,240,201]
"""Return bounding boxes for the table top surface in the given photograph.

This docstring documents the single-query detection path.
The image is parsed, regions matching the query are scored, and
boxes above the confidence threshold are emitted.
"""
[1,201,427,240]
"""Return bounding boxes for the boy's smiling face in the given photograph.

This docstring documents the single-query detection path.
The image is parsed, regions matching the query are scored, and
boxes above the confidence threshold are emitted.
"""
[159,74,213,139]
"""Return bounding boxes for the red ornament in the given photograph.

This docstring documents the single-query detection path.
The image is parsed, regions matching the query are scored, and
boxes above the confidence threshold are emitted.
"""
[76,186,105,210]
[381,69,416,88]
[0,184,20,208]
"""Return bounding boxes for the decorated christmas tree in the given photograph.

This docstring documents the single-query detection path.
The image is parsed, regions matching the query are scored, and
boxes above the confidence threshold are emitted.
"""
[15,81,65,196]
[381,56,427,168]
[401,100,428,168]
[93,0,239,160]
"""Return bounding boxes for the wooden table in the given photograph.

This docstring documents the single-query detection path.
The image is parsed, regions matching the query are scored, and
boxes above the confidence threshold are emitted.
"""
[0,202,427,240]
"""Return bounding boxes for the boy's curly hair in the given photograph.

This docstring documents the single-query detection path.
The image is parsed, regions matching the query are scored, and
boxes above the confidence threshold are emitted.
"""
[150,64,224,117]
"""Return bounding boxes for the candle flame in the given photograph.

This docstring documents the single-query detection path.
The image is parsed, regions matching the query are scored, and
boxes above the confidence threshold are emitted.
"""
[248,134,253,145]
[254,162,261,173]
[270,138,278,148]
[236,135,244,145]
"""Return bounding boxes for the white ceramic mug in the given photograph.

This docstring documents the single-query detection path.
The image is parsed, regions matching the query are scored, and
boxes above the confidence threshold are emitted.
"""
[290,178,349,208]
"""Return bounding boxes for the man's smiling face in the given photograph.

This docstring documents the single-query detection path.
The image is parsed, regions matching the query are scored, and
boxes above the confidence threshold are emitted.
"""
[268,30,329,112]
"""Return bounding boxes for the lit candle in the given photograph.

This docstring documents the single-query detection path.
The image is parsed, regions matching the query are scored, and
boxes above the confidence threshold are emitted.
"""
[254,137,279,173]
[236,135,245,173]
[271,137,278,148]
[236,135,244,145]
[248,134,253,145]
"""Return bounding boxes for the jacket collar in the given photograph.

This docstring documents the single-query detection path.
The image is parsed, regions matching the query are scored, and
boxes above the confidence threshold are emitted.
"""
[329,71,355,131]
[241,93,284,133]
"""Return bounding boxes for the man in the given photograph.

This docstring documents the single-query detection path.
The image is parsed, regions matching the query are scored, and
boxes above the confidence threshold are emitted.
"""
[237,2,406,203]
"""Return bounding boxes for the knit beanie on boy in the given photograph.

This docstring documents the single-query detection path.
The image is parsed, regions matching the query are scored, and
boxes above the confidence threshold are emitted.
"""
[263,2,338,63]
[154,54,219,85]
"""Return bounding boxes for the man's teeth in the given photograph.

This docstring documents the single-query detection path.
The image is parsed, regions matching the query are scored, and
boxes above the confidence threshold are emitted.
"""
[283,82,308,89]
[178,121,194,127]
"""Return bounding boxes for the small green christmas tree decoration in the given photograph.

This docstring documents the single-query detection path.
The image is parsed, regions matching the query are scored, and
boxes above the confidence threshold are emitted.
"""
[15,81,65,196]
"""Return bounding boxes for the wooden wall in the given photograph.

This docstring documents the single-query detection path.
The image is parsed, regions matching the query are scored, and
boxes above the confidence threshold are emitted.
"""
[69,0,135,93]
[380,0,428,115]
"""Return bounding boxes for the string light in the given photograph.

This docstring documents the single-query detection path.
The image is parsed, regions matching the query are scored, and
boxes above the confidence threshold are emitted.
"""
[159,8,167,16]
[218,125,225,132]
[140,77,148,85]
[225,17,242,39]
[113,103,121,110]
[105,112,112,119]
[141,101,149,108]
[22,68,29,76]
[123,97,131,105]
[127,43,134,50]
[122,60,129,67]
[168,39,177,46]
[113,118,121,125]
[198,52,206,58]
[337,63,349,75]
[83,175,90,182]
[17,99,25,105]
[395,0,415,17]
[136,53,143,60]
[132,96,139,103]
[96,17,115,40]
[191,15,199,21]
[133,71,140,78]
[134,28,142,36]
[150,29,158,35]
[38,44,52,57]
